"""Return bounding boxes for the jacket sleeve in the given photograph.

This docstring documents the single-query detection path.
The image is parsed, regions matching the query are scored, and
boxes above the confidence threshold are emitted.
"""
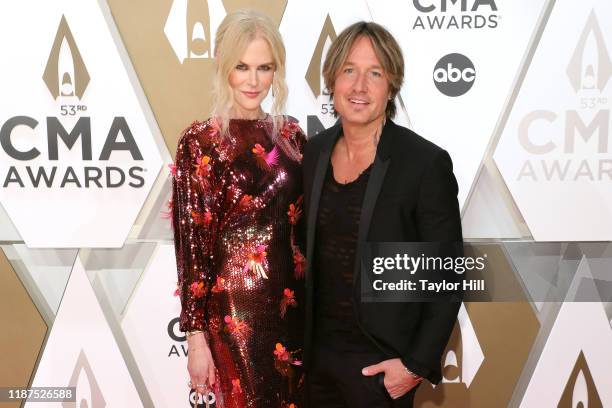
[402,149,463,383]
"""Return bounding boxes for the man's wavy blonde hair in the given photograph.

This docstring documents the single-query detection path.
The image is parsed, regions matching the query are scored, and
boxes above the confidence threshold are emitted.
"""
[211,10,288,136]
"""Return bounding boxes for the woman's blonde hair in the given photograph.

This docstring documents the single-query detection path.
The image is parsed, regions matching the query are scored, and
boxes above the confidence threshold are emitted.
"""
[211,10,288,136]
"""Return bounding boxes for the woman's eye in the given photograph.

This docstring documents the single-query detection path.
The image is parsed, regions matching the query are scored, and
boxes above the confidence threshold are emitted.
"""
[235,64,247,70]
[258,65,272,71]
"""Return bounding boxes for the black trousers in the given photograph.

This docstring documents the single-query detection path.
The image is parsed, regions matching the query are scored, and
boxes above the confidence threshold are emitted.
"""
[306,342,418,408]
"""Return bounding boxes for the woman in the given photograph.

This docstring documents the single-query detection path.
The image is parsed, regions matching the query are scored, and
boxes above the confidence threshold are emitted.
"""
[172,10,306,408]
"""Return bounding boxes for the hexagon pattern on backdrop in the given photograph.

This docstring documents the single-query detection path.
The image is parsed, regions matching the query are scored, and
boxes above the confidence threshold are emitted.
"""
[0,0,163,248]
[0,1,610,407]
[494,0,612,241]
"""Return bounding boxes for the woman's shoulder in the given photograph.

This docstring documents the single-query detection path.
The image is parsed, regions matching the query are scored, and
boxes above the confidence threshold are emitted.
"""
[178,118,222,146]
[276,115,306,144]
[175,118,226,165]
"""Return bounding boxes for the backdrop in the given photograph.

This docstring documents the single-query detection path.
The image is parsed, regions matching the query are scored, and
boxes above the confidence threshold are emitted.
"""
[0,0,611,407]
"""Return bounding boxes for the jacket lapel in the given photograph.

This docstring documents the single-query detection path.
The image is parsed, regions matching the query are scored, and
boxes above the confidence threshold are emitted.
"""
[353,120,394,286]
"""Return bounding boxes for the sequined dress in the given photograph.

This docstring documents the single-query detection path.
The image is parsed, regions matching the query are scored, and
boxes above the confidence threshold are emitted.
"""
[172,116,306,408]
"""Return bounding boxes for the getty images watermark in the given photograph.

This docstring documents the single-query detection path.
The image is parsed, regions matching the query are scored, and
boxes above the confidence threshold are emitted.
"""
[360,242,487,302]
[361,242,611,303]
[371,252,486,292]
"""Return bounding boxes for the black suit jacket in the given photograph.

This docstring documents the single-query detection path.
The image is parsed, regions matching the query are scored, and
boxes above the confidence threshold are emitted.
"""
[302,119,463,384]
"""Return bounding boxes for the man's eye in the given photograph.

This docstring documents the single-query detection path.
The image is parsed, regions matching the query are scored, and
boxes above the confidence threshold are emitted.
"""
[343,67,353,74]
[371,71,382,77]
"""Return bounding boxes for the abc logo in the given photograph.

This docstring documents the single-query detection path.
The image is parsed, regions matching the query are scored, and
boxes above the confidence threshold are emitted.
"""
[433,53,476,97]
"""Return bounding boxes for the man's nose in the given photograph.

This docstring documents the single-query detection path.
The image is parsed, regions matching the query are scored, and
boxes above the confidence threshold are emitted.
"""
[352,71,368,93]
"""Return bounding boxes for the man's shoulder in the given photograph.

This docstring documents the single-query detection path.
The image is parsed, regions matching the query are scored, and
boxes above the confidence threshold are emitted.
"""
[389,122,445,159]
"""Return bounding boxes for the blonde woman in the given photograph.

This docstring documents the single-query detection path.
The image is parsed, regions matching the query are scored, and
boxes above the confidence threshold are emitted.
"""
[172,10,306,408]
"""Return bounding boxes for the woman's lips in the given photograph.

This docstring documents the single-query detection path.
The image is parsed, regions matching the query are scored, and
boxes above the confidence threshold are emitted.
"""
[242,91,260,98]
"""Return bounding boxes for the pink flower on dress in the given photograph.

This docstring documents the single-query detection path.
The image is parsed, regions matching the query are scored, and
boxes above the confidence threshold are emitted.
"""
[173,282,180,297]
[168,163,177,176]
[161,198,173,219]
[252,143,279,170]
[209,117,222,138]
[280,288,297,318]
[243,245,268,279]
[189,282,206,298]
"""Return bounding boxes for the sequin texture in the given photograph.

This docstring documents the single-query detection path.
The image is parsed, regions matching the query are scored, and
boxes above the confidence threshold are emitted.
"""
[173,117,306,407]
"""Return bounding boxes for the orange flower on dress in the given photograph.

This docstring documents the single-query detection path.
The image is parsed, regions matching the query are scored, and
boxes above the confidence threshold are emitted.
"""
[189,282,206,298]
[280,121,300,140]
[194,155,211,179]
[293,250,305,279]
[238,194,253,209]
[280,288,297,318]
[287,202,302,225]
[274,342,291,361]
[192,210,212,226]
[231,378,242,394]
[274,342,302,366]
[211,277,226,293]
[224,315,251,337]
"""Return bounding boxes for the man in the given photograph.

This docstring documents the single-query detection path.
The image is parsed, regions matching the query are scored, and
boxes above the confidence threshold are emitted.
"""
[302,21,463,407]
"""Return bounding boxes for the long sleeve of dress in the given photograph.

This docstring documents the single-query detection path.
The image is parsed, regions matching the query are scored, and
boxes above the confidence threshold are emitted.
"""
[173,121,227,332]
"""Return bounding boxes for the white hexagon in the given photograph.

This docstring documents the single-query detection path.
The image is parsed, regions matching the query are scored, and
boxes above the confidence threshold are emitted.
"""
[367,0,547,208]
[493,2,612,241]
[520,301,612,406]
[27,258,142,407]
[121,244,218,407]
[164,0,226,63]
[0,2,163,247]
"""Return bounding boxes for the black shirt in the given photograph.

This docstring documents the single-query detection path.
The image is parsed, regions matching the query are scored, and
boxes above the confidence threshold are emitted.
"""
[313,160,373,351]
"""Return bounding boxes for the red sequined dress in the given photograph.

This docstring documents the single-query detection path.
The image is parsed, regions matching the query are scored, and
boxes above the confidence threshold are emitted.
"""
[172,116,306,408]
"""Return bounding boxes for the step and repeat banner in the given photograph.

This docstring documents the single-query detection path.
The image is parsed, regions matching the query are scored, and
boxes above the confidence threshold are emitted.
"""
[0,0,611,407]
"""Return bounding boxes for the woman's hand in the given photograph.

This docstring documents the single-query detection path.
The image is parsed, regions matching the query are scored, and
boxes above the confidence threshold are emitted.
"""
[187,332,216,397]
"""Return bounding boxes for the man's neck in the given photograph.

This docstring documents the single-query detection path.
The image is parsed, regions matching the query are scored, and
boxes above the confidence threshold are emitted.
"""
[340,117,385,161]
